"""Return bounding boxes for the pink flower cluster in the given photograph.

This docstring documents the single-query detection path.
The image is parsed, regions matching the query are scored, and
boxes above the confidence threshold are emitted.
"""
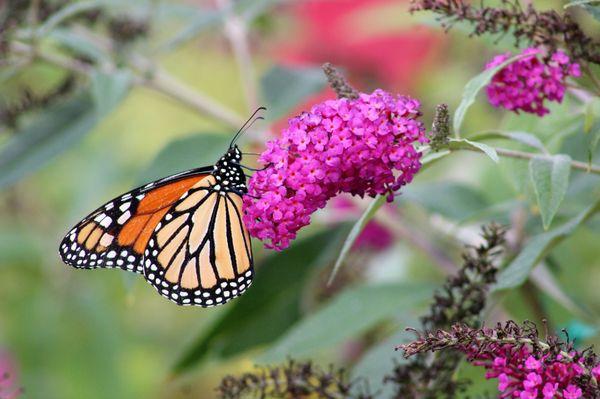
[243,90,426,250]
[470,344,599,399]
[485,47,580,116]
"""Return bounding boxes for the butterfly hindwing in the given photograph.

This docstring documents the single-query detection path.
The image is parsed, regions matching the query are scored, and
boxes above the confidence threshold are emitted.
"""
[59,168,212,274]
[142,175,254,307]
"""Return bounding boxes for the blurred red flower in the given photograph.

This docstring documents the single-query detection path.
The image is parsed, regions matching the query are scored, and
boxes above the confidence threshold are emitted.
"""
[273,0,444,92]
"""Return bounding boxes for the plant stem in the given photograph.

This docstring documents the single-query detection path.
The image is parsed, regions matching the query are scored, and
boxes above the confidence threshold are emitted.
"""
[450,144,600,175]
[218,0,259,111]
[136,63,246,128]
[11,41,245,128]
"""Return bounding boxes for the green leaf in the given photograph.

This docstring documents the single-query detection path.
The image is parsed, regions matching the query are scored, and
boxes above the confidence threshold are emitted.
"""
[401,182,489,221]
[589,129,600,165]
[583,100,598,134]
[494,199,600,290]
[564,0,600,20]
[171,226,350,374]
[583,4,600,21]
[261,65,327,120]
[159,8,221,51]
[351,322,418,396]
[90,69,132,117]
[258,283,433,363]
[582,99,600,165]
[48,29,109,63]
[453,53,527,135]
[139,133,230,184]
[449,138,499,163]
[420,149,450,167]
[500,131,547,152]
[564,0,600,7]
[530,264,594,322]
[36,0,112,37]
[0,92,100,189]
[327,196,386,284]
[472,131,547,153]
[529,154,571,229]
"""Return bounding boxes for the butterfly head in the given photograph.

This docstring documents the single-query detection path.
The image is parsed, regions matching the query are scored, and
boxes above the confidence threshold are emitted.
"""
[212,145,246,193]
[223,145,242,164]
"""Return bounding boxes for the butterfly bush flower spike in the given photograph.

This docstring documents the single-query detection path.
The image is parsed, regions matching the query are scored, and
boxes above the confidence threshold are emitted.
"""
[400,322,600,399]
[485,47,580,116]
[244,89,427,250]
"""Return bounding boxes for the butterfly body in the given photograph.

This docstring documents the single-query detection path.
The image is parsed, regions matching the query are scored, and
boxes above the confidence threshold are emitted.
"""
[59,145,254,307]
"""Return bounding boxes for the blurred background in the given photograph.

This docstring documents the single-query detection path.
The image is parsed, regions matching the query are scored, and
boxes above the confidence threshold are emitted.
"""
[0,0,599,398]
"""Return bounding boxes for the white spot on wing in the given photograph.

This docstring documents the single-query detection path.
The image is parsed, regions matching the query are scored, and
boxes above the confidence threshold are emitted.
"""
[99,217,112,228]
[117,211,131,225]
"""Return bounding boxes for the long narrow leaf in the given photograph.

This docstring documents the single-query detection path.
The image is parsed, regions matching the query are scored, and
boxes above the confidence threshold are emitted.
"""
[0,93,99,189]
[494,199,600,290]
[37,0,112,37]
[449,138,499,163]
[258,283,433,364]
[327,195,386,285]
[529,154,571,229]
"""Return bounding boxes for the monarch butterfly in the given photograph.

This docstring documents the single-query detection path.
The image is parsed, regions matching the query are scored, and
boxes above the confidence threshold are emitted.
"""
[59,109,266,307]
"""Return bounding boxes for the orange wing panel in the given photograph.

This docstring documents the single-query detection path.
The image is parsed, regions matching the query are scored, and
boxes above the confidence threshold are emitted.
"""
[134,208,169,253]
[137,176,204,214]
[118,175,208,254]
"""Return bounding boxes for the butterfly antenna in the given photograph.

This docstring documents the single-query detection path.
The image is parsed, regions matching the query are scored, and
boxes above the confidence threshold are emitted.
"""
[240,163,271,172]
[230,106,266,148]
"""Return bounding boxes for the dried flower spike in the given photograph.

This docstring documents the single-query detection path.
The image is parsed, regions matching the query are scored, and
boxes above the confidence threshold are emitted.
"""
[385,224,506,398]
[322,63,359,100]
[429,103,450,151]
[216,359,374,399]
[410,0,600,65]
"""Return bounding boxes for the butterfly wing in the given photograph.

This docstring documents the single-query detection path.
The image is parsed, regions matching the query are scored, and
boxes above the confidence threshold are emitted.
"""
[59,167,212,274]
[141,175,254,307]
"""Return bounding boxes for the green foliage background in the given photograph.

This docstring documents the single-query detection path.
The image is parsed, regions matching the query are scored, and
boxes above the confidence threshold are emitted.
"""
[0,1,599,398]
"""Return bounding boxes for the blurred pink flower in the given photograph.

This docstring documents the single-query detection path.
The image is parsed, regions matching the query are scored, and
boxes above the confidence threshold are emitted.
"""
[243,89,426,250]
[485,47,580,116]
[331,197,394,250]
[275,0,444,91]
[0,351,21,399]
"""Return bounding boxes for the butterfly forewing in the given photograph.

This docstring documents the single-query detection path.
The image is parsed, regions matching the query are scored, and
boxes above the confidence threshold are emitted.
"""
[59,168,212,274]
[142,175,254,307]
